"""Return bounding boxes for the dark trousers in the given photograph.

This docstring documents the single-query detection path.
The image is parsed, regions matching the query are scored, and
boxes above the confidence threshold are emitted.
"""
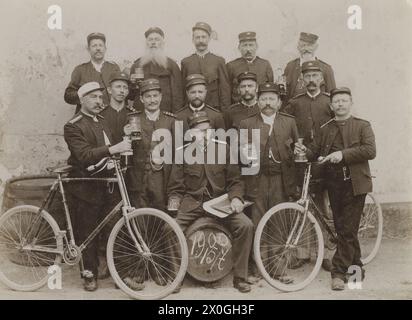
[327,179,366,280]
[177,204,254,280]
[71,189,121,277]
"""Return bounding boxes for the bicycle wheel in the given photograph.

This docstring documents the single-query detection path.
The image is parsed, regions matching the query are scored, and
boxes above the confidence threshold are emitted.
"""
[107,208,188,300]
[359,193,383,264]
[0,205,62,291]
[254,202,324,292]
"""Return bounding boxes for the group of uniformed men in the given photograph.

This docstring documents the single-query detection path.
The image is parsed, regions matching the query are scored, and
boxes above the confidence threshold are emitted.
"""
[63,22,376,293]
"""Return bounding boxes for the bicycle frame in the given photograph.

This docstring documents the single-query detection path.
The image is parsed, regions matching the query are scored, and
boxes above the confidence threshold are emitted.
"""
[20,158,150,257]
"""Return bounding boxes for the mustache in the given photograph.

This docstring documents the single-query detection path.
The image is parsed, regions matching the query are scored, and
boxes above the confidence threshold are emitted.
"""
[307,81,317,87]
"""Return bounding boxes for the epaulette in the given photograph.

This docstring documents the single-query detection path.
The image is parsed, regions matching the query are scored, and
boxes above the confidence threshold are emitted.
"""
[175,105,187,114]
[279,112,295,118]
[320,118,336,128]
[352,116,370,124]
[206,104,221,113]
[162,111,177,118]
[211,138,227,145]
[107,60,117,65]
[126,103,137,112]
[68,114,83,124]
[317,58,331,66]
[290,92,306,100]
[128,110,142,116]
[97,114,104,119]
[322,92,330,97]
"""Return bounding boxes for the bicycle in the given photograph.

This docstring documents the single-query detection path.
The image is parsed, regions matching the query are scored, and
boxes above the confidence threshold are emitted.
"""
[253,162,383,292]
[0,157,188,300]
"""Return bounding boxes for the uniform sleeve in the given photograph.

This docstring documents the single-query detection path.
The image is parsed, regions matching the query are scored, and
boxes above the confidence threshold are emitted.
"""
[127,61,139,101]
[226,146,245,202]
[169,60,184,112]
[64,66,82,105]
[181,59,188,102]
[167,163,186,201]
[64,122,111,167]
[283,101,295,115]
[214,112,226,130]
[217,58,232,109]
[306,130,322,161]
[342,122,376,164]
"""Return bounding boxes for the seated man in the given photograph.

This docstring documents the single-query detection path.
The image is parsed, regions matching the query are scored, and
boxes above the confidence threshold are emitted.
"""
[168,111,254,293]
[63,82,132,291]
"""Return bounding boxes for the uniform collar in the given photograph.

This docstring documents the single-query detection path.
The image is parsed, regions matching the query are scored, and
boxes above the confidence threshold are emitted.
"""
[145,109,160,121]
[244,56,257,64]
[196,51,209,58]
[189,103,205,113]
[81,110,99,122]
[306,89,321,99]
[241,99,257,108]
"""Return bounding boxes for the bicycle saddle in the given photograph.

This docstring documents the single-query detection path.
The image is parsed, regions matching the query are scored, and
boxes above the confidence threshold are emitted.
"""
[48,164,73,174]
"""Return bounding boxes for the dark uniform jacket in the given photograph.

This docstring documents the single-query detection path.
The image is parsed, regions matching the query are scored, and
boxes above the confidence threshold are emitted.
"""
[99,103,137,144]
[176,104,226,131]
[181,52,231,109]
[127,110,177,192]
[226,56,274,103]
[224,102,259,130]
[283,58,336,103]
[63,112,114,203]
[167,141,244,213]
[128,58,184,113]
[64,61,120,113]
[283,91,333,143]
[239,112,299,198]
[306,116,376,196]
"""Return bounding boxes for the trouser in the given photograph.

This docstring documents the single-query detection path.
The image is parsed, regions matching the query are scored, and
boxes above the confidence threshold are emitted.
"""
[129,169,166,210]
[250,174,287,275]
[177,205,254,280]
[327,179,366,280]
[72,189,121,277]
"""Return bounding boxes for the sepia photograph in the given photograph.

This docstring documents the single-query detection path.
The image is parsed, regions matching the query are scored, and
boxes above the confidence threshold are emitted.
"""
[0,0,411,306]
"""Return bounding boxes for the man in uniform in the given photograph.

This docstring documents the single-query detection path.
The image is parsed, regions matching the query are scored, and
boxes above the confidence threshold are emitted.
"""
[128,27,183,113]
[295,87,376,290]
[224,71,260,130]
[176,74,225,131]
[283,32,336,104]
[283,60,334,271]
[168,111,254,293]
[64,33,120,113]
[239,82,299,283]
[226,32,274,104]
[63,82,131,291]
[181,22,231,110]
[126,78,177,210]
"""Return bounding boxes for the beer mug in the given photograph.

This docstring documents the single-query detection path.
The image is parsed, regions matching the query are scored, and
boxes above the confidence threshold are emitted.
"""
[295,138,308,163]
[131,67,144,84]
[167,196,180,211]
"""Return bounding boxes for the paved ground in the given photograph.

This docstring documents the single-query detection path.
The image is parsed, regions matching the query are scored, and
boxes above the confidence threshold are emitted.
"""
[0,239,411,300]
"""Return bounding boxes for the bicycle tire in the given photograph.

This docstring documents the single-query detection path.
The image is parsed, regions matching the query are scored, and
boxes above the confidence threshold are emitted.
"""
[107,208,188,300]
[0,205,62,291]
[254,202,324,292]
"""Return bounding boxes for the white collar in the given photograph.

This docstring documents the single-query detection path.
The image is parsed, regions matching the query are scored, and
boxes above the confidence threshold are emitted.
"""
[110,102,125,112]
[244,56,257,64]
[189,103,205,112]
[91,60,105,72]
[81,110,99,122]
[241,99,257,107]
[261,112,277,125]
[196,51,209,58]
[306,89,321,99]
[145,109,160,121]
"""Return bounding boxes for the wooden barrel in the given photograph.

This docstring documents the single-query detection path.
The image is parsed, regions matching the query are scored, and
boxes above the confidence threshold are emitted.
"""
[185,217,233,283]
[1,175,66,229]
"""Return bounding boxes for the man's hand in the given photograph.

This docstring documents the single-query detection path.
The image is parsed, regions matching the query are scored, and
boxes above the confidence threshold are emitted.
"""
[320,151,343,164]
[230,197,245,214]
[123,124,133,136]
[109,138,132,155]
[294,142,307,154]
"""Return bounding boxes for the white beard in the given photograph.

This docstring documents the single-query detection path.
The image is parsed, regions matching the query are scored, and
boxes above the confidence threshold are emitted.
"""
[139,47,168,69]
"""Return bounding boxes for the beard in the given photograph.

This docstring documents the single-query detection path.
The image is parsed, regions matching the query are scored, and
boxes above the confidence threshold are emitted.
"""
[139,46,168,69]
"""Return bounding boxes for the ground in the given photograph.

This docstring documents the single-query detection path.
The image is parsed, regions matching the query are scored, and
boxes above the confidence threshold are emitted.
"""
[0,239,411,300]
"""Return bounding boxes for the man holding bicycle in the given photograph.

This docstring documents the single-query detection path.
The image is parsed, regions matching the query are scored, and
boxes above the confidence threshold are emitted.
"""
[63,82,132,291]
[295,87,376,290]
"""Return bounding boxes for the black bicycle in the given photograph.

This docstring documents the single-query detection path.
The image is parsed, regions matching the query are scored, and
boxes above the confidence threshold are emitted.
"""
[0,157,188,300]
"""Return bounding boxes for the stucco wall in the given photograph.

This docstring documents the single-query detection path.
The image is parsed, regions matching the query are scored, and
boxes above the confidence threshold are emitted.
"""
[0,0,411,198]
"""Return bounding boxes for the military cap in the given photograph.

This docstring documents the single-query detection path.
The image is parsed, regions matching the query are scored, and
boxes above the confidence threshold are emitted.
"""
[140,78,161,94]
[87,32,106,45]
[188,111,210,128]
[330,87,352,99]
[185,74,207,89]
[144,27,164,38]
[299,32,319,44]
[301,60,322,74]
[239,31,256,42]
[109,71,130,84]
[192,22,212,35]
[237,71,257,83]
[77,82,105,99]
[258,82,281,95]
